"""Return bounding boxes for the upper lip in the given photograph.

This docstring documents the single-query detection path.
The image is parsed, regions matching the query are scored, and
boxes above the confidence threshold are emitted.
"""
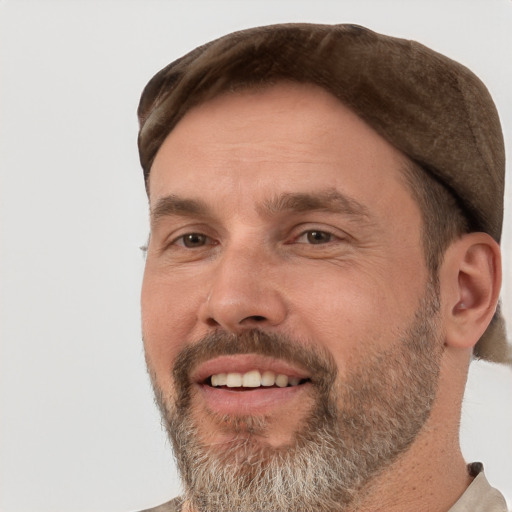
[191,354,311,384]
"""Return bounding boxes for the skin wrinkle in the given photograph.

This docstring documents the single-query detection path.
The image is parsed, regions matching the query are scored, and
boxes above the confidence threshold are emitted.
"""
[141,82,481,511]
[148,280,443,512]
[151,189,373,228]
[148,189,379,265]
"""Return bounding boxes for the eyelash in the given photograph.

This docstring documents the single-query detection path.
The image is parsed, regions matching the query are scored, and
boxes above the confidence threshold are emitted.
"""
[171,228,341,249]
[172,233,217,249]
[293,229,338,245]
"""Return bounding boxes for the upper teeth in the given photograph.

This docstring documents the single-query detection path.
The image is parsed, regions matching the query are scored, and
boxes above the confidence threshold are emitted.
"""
[210,370,302,388]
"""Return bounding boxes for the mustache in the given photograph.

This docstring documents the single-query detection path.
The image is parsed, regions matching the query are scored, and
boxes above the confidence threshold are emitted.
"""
[172,329,338,406]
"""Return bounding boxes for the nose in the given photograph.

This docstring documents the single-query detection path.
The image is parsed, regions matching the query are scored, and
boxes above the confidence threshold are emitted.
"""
[198,246,288,333]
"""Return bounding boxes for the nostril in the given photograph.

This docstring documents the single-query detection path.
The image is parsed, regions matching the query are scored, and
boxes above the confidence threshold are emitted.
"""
[206,318,221,327]
[203,311,274,331]
[248,315,266,322]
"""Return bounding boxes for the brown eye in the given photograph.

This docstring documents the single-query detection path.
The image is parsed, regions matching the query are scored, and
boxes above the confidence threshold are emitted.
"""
[306,230,332,244]
[181,233,208,248]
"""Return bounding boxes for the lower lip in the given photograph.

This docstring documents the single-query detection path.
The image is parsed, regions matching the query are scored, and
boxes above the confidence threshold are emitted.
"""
[197,383,311,416]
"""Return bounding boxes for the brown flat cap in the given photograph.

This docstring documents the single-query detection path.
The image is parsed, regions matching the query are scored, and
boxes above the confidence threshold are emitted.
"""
[137,23,509,363]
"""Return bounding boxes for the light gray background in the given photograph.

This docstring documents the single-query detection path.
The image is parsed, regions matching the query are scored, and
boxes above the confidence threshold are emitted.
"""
[1,1,511,511]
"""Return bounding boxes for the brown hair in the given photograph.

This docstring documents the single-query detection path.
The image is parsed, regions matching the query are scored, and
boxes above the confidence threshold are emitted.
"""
[401,160,470,274]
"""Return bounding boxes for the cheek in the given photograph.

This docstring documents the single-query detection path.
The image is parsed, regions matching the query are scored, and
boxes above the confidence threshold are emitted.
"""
[141,267,203,384]
[288,261,426,372]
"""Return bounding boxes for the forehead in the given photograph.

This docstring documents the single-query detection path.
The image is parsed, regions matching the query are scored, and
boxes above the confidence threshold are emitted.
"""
[148,82,415,216]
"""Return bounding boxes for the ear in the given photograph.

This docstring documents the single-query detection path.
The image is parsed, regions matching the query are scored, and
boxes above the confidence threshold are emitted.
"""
[439,233,501,350]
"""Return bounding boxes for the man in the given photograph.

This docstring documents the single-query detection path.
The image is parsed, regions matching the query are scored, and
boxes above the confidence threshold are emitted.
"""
[136,23,509,511]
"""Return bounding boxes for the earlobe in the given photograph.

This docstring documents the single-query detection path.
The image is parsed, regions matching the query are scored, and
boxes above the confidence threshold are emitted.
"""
[441,233,501,350]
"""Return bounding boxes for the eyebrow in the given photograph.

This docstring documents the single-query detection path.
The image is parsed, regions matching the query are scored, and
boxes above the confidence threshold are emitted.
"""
[150,189,371,224]
[151,195,211,223]
[259,189,371,220]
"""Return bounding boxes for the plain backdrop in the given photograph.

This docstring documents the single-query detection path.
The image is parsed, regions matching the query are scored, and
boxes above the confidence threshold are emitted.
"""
[1,1,511,511]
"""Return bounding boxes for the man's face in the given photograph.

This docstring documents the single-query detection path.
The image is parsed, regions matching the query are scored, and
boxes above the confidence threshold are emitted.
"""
[142,83,443,510]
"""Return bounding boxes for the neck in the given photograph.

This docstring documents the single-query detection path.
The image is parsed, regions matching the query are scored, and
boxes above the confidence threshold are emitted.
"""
[351,348,473,512]
[351,422,471,512]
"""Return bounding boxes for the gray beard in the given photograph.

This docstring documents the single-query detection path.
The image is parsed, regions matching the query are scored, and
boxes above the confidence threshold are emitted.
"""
[149,284,443,512]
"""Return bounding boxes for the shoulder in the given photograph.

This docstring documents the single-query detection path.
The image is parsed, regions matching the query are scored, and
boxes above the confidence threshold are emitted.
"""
[137,497,184,512]
[448,463,508,512]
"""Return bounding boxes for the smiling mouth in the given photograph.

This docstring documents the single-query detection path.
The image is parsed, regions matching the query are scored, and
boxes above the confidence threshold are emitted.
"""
[204,370,311,389]
[192,355,314,415]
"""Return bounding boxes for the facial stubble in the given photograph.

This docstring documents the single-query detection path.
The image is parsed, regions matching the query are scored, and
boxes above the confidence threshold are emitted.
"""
[148,285,443,512]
